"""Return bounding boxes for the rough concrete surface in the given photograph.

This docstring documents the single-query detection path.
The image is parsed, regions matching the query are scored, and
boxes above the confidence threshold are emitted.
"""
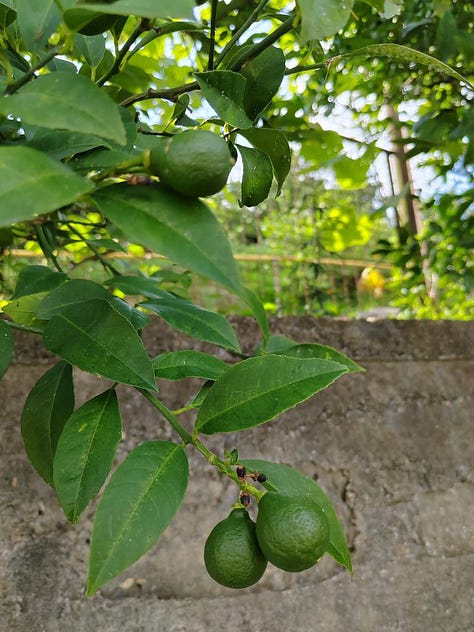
[1,318,473,632]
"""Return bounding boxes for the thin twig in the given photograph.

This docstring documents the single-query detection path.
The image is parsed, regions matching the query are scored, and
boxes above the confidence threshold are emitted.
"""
[215,0,270,68]
[208,0,219,70]
[97,19,148,87]
[5,45,61,94]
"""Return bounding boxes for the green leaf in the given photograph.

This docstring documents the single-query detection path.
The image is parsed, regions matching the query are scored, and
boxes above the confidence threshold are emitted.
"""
[65,0,194,28]
[93,183,243,295]
[21,361,74,486]
[37,279,147,330]
[87,440,189,596]
[361,0,401,18]
[237,144,273,207]
[54,389,122,524]
[194,71,252,129]
[12,265,68,299]
[153,350,229,381]
[17,0,61,52]
[436,11,457,62]
[3,292,49,327]
[0,319,13,380]
[240,46,286,120]
[26,129,109,160]
[298,0,354,43]
[274,343,364,373]
[340,43,473,90]
[241,287,269,345]
[240,128,291,195]
[42,298,157,391]
[261,334,296,355]
[104,275,176,300]
[1,72,126,144]
[195,355,348,434]
[142,298,240,353]
[75,33,106,68]
[242,459,352,573]
[0,146,94,227]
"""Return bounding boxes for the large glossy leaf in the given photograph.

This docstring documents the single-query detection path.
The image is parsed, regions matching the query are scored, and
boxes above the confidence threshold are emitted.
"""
[93,183,243,295]
[298,0,354,43]
[195,355,348,434]
[54,389,122,524]
[240,128,291,195]
[12,265,68,299]
[87,440,189,596]
[21,361,74,486]
[37,279,148,330]
[153,350,228,381]
[26,129,109,160]
[240,47,286,120]
[0,319,13,380]
[194,71,252,129]
[0,146,94,227]
[237,144,273,207]
[142,298,240,352]
[1,72,126,144]
[65,0,194,30]
[17,0,61,51]
[274,343,364,373]
[42,298,157,391]
[242,459,352,573]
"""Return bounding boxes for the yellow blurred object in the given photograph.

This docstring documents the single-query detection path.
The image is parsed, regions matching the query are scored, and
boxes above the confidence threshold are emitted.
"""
[359,267,385,297]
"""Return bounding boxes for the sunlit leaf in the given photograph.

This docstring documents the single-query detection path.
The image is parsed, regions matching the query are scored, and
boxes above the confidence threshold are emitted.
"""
[194,71,252,129]
[196,355,348,434]
[1,72,126,144]
[0,147,94,226]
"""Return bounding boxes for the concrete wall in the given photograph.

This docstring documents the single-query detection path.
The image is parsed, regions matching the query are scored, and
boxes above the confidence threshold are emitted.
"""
[1,318,473,632]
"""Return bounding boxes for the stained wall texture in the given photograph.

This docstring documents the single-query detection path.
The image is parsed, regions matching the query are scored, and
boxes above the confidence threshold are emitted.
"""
[1,318,473,632]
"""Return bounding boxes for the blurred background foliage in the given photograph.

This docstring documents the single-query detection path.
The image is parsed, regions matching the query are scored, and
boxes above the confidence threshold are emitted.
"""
[1,0,472,320]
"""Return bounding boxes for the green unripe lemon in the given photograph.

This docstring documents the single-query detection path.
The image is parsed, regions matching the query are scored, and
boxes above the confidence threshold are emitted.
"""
[204,508,268,589]
[146,130,235,198]
[256,493,329,572]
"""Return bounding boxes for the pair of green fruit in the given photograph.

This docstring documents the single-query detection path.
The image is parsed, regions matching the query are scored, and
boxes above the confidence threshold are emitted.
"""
[204,492,330,589]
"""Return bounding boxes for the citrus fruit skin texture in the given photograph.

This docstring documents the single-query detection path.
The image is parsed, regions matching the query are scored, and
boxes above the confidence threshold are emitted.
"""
[147,130,235,198]
[256,492,329,572]
[204,508,268,589]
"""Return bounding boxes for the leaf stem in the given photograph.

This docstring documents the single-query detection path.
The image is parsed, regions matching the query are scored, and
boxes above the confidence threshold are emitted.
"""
[139,389,194,444]
[5,45,61,95]
[120,81,198,108]
[215,0,270,68]
[138,389,264,500]
[65,222,122,276]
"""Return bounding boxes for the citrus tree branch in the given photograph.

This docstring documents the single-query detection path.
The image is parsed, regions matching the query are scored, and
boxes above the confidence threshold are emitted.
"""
[97,19,149,87]
[5,45,61,95]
